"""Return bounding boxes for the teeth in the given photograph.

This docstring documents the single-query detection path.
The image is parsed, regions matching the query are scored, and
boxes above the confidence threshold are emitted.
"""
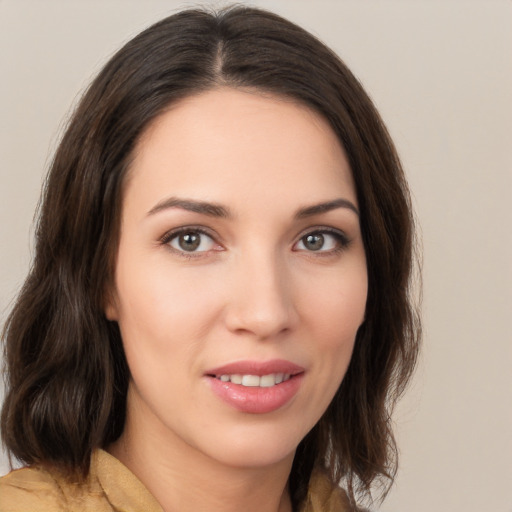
[242,375,260,387]
[216,373,292,387]
[259,375,275,387]
[230,374,243,384]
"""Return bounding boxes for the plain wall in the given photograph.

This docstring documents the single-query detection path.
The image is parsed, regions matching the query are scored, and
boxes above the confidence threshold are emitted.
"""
[1,1,511,511]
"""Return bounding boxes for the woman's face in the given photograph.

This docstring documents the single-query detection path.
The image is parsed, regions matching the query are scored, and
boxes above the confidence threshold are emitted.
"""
[107,88,367,469]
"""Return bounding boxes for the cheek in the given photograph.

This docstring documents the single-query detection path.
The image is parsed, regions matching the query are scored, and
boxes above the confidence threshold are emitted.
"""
[116,253,220,328]
[291,281,365,436]
[112,255,220,373]
[305,266,367,341]
[301,265,367,390]
[113,263,245,410]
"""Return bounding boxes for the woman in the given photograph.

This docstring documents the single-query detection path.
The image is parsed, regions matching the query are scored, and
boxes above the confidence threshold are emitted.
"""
[0,6,420,512]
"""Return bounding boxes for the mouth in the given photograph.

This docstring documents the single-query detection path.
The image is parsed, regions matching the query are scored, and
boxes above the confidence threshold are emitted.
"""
[211,372,293,387]
[205,360,305,414]
[205,359,304,386]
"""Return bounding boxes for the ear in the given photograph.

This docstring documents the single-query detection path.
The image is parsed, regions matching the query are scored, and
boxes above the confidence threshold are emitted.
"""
[103,288,119,321]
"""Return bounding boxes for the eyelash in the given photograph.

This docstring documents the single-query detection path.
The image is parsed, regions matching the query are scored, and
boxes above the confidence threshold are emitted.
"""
[159,226,220,259]
[159,226,351,258]
[294,227,351,256]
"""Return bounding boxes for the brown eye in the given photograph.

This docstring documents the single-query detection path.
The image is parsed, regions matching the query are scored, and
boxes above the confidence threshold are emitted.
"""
[294,230,348,253]
[303,233,325,251]
[168,230,216,253]
[178,233,200,251]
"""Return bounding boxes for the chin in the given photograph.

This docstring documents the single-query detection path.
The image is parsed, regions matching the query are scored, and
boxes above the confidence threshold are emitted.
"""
[194,421,306,470]
[211,443,296,470]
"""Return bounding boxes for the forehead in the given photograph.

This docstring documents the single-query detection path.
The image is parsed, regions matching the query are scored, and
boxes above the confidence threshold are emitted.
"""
[125,87,356,216]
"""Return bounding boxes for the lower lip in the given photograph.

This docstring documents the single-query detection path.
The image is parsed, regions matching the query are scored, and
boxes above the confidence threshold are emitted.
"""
[207,374,303,414]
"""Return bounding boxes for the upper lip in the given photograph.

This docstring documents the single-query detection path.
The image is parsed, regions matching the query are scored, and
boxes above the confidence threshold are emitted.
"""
[205,359,305,377]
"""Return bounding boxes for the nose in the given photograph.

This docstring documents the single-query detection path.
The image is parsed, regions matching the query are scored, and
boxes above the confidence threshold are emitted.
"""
[223,252,298,340]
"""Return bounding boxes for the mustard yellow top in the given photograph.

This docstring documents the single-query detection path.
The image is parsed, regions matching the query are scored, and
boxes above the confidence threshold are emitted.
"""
[0,450,352,512]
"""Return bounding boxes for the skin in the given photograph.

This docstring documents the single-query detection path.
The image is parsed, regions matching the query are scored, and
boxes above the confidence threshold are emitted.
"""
[106,88,368,512]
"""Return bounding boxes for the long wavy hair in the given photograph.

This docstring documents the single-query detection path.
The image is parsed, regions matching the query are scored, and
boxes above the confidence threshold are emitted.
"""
[1,6,421,509]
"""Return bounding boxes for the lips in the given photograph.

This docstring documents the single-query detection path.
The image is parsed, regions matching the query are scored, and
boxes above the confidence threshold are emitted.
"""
[205,359,304,414]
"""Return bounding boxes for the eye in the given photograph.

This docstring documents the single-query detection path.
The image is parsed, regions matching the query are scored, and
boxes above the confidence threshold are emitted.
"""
[294,229,349,253]
[165,229,218,253]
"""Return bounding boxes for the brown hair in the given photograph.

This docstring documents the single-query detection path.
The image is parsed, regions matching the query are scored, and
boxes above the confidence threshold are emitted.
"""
[1,5,420,508]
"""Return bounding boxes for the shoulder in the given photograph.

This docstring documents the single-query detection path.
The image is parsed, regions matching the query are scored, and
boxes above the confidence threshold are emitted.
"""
[304,469,352,512]
[303,469,370,512]
[0,465,67,512]
[0,462,111,512]
[0,451,162,512]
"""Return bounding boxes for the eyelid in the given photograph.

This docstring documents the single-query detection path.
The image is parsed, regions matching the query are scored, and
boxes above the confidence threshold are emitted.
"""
[293,226,351,252]
[159,225,223,257]
[158,225,350,256]
[159,225,214,244]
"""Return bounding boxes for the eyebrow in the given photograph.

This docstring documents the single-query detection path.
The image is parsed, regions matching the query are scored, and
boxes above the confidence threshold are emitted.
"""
[147,197,231,218]
[147,196,359,219]
[295,198,359,218]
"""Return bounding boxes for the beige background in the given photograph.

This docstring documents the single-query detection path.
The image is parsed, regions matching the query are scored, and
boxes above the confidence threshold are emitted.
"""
[1,1,511,511]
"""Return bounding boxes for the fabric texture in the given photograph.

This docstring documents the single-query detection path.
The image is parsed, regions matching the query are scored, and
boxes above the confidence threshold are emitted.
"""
[0,449,351,511]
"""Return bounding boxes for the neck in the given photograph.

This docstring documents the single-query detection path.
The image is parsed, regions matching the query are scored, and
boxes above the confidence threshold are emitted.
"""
[108,398,295,512]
